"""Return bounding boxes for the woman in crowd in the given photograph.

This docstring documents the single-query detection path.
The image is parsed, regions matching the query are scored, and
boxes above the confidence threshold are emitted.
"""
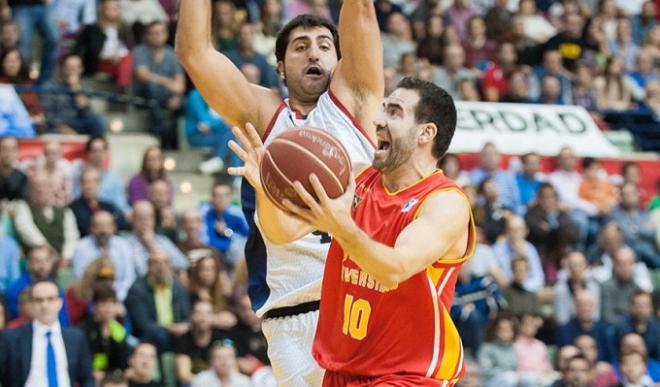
[189,255,236,330]
[478,316,520,387]
[462,15,497,70]
[417,14,445,65]
[0,48,45,131]
[594,56,633,111]
[127,146,173,206]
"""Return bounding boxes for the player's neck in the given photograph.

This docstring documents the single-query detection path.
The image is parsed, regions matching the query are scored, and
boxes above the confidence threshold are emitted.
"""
[381,156,437,193]
[289,97,319,116]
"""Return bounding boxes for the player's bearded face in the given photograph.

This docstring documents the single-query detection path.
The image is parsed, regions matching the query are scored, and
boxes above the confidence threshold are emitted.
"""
[372,124,416,172]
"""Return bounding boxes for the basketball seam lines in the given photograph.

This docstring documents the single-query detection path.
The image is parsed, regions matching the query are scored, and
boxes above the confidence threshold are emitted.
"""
[299,127,353,175]
[271,138,345,194]
[261,150,295,211]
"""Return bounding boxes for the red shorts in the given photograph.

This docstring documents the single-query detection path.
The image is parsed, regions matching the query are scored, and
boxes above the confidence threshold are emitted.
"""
[322,371,451,387]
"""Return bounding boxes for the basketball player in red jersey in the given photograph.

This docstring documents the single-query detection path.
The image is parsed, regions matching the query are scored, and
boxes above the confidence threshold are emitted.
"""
[277,77,476,386]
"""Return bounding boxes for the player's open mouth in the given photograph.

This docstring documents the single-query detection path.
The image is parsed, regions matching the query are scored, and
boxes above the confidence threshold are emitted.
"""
[377,140,390,151]
[305,66,323,77]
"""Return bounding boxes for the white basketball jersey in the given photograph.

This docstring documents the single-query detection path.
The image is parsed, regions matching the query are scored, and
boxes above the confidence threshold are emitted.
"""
[254,90,375,316]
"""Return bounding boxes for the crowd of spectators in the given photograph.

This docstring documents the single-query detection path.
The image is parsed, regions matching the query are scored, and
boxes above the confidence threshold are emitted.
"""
[0,0,658,386]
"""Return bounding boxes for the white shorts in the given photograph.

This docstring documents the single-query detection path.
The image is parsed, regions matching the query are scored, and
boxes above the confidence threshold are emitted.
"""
[261,310,324,387]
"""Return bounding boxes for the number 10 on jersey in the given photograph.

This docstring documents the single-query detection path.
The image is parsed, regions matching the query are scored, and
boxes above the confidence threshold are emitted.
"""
[342,294,371,340]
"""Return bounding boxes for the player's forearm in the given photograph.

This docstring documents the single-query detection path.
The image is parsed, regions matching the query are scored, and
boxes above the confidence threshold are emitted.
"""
[334,223,407,288]
[256,190,312,245]
[175,0,213,61]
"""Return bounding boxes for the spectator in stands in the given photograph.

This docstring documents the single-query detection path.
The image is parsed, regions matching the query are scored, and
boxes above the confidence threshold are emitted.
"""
[609,18,640,71]
[515,152,543,211]
[595,56,634,111]
[381,12,415,68]
[529,50,573,105]
[632,1,657,46]
[133,20,185,150]
[14,171,79,262]
[549,146,597,248]
[231,289,269,368]
[477,316,519,387]
[185,89,238,175]
[494,216,545,292]
[177,209,221,260]
[615,333,660,382]
[1,0,58,83]
[0,299,6,331]
[572,62,600,113]
[457,78,481,101]
[41,54,107,136]
[614,290,660,360]
[31,141,72,207]
[70,168,127,237]
[514,313,556,385]
[439,153,469,186]
[73,136,129,213]
[601,247,643,324]
[446,0,476,42]
[124,342,162,387]
[482,42,517,102]
[202,181,248,272]
[470,142,521,212]
[502,256,542,316]
[628,49,658,102]
[66,257,117,325]
[125,200,188,276]
[189,255,235,330]
[7,287,32,328]
[71,211,135,301]
[416,14,445,66]
[0,48,45,129]
[556,289,612,361]
[73,0,135,89]
[0,20,19,56]
[538,75,567,104]
[212,0,240,53]
[125,249,191,352]
[148,179,176,242]
[484,0,511,41]
[432,44,475,99]
[128,146,173,206]
[500,70,532,103]
[544,12,589,72]
[5,246,69,324]
[100,372,129,387]
[51,0,96,38]
[609,182,660,268]
[579,157,618,230]
[0,230,19,296]
[191,341,252,387]
[0,280,94,387]
[252,0,282,66]
[554,251,602,325]
[227,23,278,90]
[617,351,654,386]
[516,0,557,44]
[0,136,28,201]
[551,353,592,387]
[119,0,167,44]
[174,300,240,385]
[463,16,497,70]
[525,183,579,279]
[573,334,618,385]
[473,178,511,244]
[79,286,131,380]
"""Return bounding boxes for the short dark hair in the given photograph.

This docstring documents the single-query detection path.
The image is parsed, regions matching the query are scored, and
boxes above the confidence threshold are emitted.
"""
[582,156,599,170]
[621,161,638,176]
[631,289,652,303]
[538,182,557,196]
[29,280,60,298]
[521,152,539,163]
[85,136,108,153]
[395,77,456,159]
[275,15,340,63]
[92,285,117,304]
[145,20,167,32]
[566,353,590,369]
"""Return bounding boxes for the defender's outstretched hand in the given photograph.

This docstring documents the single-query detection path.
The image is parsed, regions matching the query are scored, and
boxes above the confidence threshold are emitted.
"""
[282,173,356,237]
[227,122,264,191]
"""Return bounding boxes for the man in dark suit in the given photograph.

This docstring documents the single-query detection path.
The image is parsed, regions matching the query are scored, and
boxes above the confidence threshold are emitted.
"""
[0,280,94,387]
[125,249,191,353]
[70,167,127,237]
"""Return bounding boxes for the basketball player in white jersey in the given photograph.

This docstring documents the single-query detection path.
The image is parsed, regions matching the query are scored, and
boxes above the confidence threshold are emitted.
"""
[176,2,383,385]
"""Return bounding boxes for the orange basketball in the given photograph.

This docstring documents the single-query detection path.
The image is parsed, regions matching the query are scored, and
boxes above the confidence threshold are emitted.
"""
[260,127,352,211]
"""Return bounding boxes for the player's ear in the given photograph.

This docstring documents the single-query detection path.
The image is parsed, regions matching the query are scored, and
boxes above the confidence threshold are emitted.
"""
[277,61,286,84]
[418,123,437,147]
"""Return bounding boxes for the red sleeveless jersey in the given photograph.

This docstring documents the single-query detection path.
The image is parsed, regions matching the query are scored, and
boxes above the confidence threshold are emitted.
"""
[312,167,476,384]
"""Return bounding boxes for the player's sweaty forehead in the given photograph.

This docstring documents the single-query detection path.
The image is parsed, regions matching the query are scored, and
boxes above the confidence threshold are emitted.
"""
[383,89,419,116]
